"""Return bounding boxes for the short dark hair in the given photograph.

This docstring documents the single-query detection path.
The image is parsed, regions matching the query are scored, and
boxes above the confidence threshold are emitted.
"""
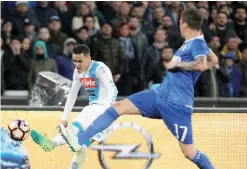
[162,46,173,50]
[235,6,247,13]
[77,26,89,33]
[217,11,228,18]
[83,15,95,23]
[182,8,203,30]
[73,44,90,56]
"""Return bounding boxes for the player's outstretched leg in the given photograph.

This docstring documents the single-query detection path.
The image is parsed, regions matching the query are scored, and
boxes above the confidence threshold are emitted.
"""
[31,130,56,152]
[60,99,141,152]
[179,143,214,169]
[31,121,85,152]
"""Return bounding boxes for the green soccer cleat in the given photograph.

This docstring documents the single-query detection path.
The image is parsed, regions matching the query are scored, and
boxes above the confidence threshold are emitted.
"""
[31,130,55,152]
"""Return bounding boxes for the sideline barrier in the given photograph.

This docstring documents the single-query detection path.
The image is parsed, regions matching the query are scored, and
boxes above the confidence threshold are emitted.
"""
[2,96,247,107]
[1,110,247,169]
[1,105,247,113]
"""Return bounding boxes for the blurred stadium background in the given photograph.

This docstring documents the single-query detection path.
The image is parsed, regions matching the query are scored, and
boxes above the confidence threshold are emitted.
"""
[1,1,247,169]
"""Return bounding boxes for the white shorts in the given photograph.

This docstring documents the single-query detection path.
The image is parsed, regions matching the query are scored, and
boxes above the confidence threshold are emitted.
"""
[73,104,108,142]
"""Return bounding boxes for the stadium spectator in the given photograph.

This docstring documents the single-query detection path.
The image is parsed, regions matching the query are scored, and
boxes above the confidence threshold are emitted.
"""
[159,15,183,50]
[152,7,165,28]
[35,1,58,27]
[38,27,61,58]
[146,46,173,89]
[221,52,242,97]
[92,23,124,86]
[117,22,139,95]
[128,16,149,91]
[142,28,168,88]
[144,1,162,23]
[111,2,130,34]
[208,35,221,58]
[197,1,209,10]
[21,37,32,58]
[10,1,39,36]
[219,5,233,24]
[29,40,58,87]
[165,2,184,27]
[208,6,218,29]
[2,36,31,91]
[234,6,247,44]
[48,15,68,49]
[72,3,100,32]
[1,1,246,97]
[84,1,106,26]
[239,47,247,97]
[195,69,218,97]
[53,1,74,37]
[210,11,236,49]
[131,4,155,43]
[186,2,196,9]
[74,26,95,55]
[83,15,99,38]
[54,38,76,80]
[96,2,120,23]
[23,18,37,42]
[199,7,212,42]
[220,35,243,62]
[2,20,13,46]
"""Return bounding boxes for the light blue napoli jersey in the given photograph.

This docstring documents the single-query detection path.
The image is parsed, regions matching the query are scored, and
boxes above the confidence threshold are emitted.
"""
[62,61,118,120]
[76,61,118,105]
[72,61,118,106]
[153,35,209,106]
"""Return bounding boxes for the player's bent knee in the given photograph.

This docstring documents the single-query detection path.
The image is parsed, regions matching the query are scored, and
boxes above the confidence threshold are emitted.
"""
[113,99,140,115]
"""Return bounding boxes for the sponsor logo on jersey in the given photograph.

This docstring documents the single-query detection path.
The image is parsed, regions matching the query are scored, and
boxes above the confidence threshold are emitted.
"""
[80,78,97,88]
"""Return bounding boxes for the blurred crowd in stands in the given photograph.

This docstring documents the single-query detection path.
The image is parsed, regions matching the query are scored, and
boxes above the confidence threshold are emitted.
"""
[1,1,247,97]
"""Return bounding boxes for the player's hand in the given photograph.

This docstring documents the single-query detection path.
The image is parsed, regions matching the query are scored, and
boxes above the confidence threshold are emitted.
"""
[166,61,178,70]
[59,120,68,128]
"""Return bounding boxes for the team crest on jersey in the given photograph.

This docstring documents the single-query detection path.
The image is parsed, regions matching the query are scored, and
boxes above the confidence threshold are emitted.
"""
[171,55,181,62]
[80,78,97,88]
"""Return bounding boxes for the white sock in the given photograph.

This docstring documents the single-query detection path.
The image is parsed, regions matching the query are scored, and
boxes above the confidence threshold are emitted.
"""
[51,133,67,147]
[51,124,80,147]
[70,145,87,169]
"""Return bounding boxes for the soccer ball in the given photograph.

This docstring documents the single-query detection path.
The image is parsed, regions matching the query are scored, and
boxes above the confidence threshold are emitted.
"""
[8,119,30,141]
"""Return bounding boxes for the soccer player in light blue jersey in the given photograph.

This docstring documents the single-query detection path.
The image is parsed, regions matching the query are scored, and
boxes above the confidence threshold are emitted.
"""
[60,8,218,169]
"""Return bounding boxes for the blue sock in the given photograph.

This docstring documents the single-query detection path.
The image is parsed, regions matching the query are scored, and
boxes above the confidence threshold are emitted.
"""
[192,150,214,169]
[77,107,119,146]
[72,121,91,147]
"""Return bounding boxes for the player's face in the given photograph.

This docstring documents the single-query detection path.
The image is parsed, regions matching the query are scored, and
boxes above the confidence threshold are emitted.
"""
[72,53,91,73]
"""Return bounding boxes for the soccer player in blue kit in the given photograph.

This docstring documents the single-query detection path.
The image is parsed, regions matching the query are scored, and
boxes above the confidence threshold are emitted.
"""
[60,8,218,169]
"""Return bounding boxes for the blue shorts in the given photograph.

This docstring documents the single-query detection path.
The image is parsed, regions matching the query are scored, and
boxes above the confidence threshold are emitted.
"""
[128,90,193,144]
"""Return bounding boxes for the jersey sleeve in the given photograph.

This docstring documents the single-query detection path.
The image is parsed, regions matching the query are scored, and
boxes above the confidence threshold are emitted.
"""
[61,69,81,121]
[191,39,209,59]
[95,64,118,106]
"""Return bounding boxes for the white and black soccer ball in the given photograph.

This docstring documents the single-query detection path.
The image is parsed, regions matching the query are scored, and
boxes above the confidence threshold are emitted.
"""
[8,120,30,141]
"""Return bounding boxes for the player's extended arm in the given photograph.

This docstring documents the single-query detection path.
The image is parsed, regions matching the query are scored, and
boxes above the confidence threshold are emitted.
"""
[61,70,82,121]
[96,66,118,106]
[176,49,219,72]
[176,56,208,72]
